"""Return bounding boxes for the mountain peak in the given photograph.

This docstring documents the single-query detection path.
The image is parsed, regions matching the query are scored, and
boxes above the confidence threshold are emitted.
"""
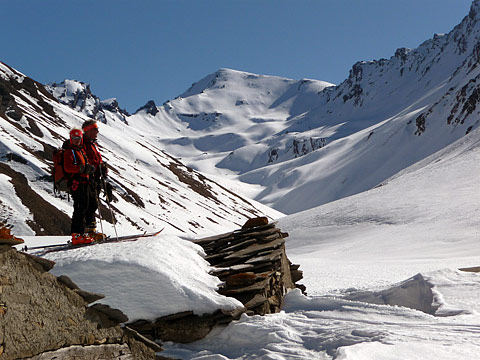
[134,100,159,116]
[46,80,129,122]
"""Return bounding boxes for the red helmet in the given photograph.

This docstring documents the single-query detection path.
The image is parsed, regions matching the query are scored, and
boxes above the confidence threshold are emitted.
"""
[69,128,83,146]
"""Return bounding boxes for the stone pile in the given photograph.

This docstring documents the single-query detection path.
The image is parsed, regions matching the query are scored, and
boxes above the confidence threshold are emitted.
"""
[195,217,305,315]
[128,217,305,344]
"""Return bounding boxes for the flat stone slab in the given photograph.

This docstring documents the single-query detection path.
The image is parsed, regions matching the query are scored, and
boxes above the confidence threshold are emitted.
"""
[245,249,283,265]
[224,238,284,260]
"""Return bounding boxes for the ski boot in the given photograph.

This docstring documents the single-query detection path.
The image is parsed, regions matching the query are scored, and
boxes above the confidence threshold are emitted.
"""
[85,226,106,242]
[0,223,24,245]
[71,233,95,246]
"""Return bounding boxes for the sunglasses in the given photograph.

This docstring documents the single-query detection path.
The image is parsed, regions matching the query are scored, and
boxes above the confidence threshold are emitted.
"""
[71,136,82,141]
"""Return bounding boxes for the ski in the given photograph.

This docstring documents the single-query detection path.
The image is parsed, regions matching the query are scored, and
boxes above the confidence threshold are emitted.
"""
[22,229,164,254]
[103,229,163,243]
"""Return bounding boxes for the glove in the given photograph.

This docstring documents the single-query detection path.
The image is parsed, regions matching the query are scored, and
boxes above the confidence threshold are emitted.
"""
[105,181,114,202]
[84,164,95,175]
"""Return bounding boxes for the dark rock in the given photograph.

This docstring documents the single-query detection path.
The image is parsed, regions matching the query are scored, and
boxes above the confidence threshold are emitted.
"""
[157,311,194,322]
[90,303,129,323]
[245,249,283,264]
[225,238,284,260]
[135,100,159,116]
[0,248,155,359]
[22,253,55,272]
[244,294,268,310]
[225,272,257,287]
[242,217,268,229]
[459,266,480,272]
[146,313,217,343]
[56,274,80,290]
[296,283,307,294]
[290,269,304,283]
[74,289,105,304]
[124,325,164,353]
[219,278,269,295]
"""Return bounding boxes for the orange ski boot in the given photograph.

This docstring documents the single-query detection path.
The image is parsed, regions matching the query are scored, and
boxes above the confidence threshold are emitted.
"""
[71,233,95,246]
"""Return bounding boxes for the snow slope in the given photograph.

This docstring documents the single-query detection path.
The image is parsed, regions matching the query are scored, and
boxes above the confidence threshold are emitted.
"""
[45,0,480,217]
[0,61,282,238]
[158,118,480,358]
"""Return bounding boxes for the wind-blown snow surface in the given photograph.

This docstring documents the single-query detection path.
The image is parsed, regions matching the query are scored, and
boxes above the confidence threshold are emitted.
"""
[158,126,480,358]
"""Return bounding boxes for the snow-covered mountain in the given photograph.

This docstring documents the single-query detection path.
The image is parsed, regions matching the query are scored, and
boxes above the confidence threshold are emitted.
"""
[0,62,281,237]
[59,0,479,215]
[46,80,130,123]
[158,91,480,360]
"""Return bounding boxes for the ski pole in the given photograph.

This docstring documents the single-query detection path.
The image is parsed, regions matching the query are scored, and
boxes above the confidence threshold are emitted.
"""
[95,190,105,240]
[101,175,119,241]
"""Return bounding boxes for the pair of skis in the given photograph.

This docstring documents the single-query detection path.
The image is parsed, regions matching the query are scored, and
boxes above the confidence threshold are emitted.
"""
[22,229,163,255]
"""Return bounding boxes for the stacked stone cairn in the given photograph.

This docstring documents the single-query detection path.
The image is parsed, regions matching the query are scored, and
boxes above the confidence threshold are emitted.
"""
[197,217,305,315]
[129,217,305,344]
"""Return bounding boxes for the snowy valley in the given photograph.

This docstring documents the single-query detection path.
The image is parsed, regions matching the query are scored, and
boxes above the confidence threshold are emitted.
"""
[1,0,480,359]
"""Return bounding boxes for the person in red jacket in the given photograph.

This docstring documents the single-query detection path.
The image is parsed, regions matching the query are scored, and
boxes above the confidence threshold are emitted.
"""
[63,128,95,245]
[82,120,110,239]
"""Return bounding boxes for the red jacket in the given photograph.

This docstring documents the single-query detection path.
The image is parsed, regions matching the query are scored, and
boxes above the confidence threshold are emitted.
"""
[63,145,89,181]
[83,138,102,170]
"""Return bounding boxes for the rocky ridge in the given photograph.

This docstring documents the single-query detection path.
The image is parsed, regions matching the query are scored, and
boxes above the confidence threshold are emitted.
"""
[46,80,130,123]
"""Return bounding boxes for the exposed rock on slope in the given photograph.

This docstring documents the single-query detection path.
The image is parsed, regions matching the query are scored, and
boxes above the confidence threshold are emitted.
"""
[0,244,160,359]
[46,80,130,123]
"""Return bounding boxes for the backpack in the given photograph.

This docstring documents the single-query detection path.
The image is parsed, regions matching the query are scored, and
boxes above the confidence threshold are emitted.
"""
[52,148,69,193]
[52,140,72,194]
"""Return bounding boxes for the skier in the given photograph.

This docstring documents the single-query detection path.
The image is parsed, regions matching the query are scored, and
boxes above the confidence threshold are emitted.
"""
[81,120,111,240]
[63,128,96,245]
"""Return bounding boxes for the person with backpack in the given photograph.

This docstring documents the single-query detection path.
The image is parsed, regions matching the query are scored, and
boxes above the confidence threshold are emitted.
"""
[81,120,111,240]
[63,128,96,245]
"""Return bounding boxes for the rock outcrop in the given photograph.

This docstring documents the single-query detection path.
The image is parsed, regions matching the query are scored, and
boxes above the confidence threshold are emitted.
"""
[0,245,160,360]
[1,218,302,351]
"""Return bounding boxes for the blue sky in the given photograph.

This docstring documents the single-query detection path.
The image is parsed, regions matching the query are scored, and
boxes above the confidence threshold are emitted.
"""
[1,0,473,112]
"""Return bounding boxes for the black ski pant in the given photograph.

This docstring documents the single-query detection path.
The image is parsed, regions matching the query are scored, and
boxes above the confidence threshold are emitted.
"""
[85,181,99,229]
[71,181,98,234]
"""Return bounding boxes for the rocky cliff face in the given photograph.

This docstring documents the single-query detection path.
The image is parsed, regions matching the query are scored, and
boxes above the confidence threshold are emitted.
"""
[0,245,159,359]
[322,0,480,137]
